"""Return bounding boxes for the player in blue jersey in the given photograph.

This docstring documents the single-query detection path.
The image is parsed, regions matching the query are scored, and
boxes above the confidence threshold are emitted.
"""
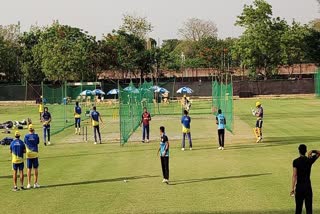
[90,106,103,144]
[41,107,52,145]
[74,101,82,135]
[181,110,192,151]
[10,131,26,191]
[158,126,169,184]
[216,109,226,150]
[24,124,40,189]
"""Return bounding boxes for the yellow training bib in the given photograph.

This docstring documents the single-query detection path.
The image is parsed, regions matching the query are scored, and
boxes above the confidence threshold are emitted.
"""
[182,126,190,133]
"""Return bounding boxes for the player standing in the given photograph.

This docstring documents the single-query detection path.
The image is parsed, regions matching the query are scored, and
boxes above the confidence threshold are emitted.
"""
[90,106,103,144]
[74,101,82,135]
[10,131,26,191]
[41,107,51,145]
[291,145,320,214]
[158,126,169,184]
[181,110,192,151]
[216,109,226,150]
[140,107,151,143]
[24,125,40,189]
[252,101,263,143]
[38,96,44,121]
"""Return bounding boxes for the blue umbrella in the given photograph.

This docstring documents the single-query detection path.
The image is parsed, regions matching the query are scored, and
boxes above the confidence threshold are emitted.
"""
[150,85,161,91]
[80,90,93,96]
[107,89,119,95]
[155,87,169,94]
[123,86,139,93]
[92,89,105,95]
[176,86,193,94]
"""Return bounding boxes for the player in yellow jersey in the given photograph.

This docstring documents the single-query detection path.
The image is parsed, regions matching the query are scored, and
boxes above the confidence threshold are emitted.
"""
[252,101,264,143]
[10,131,26,191]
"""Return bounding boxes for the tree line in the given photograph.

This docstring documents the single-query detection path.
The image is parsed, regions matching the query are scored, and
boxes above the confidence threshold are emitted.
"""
[0,0,319,82]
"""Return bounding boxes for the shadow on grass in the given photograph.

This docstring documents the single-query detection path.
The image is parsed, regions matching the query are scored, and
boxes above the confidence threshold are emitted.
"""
[169,173,272,186]
[41,175,159,189]
[194,135,319,151]
[39,146,156,160]
[156,210,319,214]
[0,175,12,179]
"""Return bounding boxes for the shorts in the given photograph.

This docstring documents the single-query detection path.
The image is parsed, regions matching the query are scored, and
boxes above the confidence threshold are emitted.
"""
[75,118,81,124]
[27,158,39,169]
[182,126,190,134]
[256,119,263,128]
[12,163,24,171]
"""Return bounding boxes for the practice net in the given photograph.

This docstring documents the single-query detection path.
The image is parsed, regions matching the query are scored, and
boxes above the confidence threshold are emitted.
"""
[119,81,154,144]
[212,80,234,133]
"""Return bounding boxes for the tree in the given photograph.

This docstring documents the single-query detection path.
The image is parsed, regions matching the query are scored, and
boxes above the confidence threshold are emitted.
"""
[33,22,97,81]
[0,23,21,44]
[310,19,320,32]
[234,0,288,79]
[119,13,153,39]
[178,18,218,41]
[280,22,310,75]
[19,26,45,82]
[103,30,148,78]
[304,29,320,64]
[0,23,22,82]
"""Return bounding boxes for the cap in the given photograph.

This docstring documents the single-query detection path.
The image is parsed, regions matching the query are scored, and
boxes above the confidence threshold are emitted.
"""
[256,101,261,107]
[14,131,20,137]
[28,124,34,130]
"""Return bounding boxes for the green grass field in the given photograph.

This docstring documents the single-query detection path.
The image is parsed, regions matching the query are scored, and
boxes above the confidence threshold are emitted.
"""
[0,97,320,214]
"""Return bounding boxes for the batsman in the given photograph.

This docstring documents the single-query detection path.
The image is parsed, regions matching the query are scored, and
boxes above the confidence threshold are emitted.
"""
[252,101,263,143]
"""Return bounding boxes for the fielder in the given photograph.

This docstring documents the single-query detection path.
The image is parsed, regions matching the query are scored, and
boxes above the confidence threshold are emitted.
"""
[251,101,263,143]
[74,101,82,135]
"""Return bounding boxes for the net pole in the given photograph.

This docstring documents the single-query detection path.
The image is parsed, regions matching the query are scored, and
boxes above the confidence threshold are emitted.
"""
[225,73,228,119]
[231,74,234,133]
[118,80,122,146]
[25,80,28,102]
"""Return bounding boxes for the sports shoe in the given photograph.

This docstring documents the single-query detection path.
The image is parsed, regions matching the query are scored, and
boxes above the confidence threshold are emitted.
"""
[44,142,47,146]
[162,179,166,183]
[256,137,262,143]
[221,147,224,150]
[94,142,97,145]
[141,140,145,143]
[48,141,51,145]
[218,147,222,150]
[12,186,19,191]
[34,183,40,188]
[26,184,31,189]
[20,186,25,190]
[146,139,149,143]
[190,148,192,151]
[165,179,169,184]
[181,148,185,151]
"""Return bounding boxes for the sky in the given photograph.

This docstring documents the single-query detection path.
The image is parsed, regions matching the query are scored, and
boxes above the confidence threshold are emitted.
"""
[0,0,319,41]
